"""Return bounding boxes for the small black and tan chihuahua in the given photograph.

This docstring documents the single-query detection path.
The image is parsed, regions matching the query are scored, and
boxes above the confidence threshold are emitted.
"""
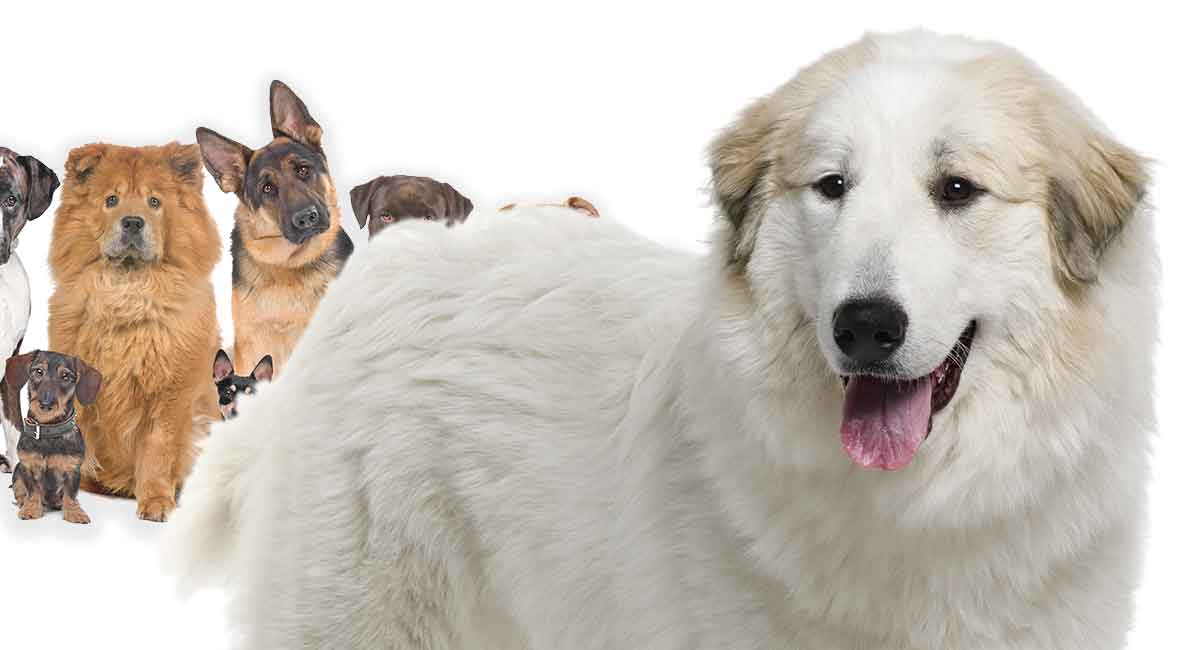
[213,349,273,420]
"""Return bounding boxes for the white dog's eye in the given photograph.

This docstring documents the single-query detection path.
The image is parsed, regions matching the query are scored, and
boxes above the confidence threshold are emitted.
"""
[938,176,981,207]
[814,174,847,200]
[3,194,16,208]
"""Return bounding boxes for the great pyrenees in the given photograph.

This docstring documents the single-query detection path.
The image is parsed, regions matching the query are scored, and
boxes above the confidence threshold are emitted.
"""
[166,30,1156,649]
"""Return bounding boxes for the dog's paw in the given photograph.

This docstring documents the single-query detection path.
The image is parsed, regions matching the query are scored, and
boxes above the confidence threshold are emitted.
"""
[0,454,10,474]
[17,503,44,520]
[64,509,91,525]
[136,497,175,523]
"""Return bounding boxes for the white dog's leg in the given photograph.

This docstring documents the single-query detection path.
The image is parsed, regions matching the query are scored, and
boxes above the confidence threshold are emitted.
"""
[0,416,17,474]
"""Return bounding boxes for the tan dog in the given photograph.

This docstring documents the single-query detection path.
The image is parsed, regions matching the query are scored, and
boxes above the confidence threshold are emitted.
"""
[500,196,599,217]
[48,142,221,522]
[197,81,353,376]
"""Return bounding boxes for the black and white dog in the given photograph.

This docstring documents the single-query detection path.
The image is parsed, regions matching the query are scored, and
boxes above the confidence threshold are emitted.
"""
[0,147,60,474]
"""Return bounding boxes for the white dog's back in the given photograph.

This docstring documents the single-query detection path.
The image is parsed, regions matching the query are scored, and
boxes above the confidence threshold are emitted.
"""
[166,206,704,647]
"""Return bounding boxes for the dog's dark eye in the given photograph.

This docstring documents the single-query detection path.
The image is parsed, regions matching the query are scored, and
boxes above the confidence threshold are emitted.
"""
[105,195,119,208]
[815,174,847,200]
[33,368,43,377]
[262,182,274,195]
[938,176,980,206]
[3,194,16,208]
[148,197,161,209]
[296,165,310,179]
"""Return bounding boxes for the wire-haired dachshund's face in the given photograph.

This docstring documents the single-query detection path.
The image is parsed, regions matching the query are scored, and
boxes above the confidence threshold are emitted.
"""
[4,350,102,423]
[350,175,473,238]
[213,350,273,419]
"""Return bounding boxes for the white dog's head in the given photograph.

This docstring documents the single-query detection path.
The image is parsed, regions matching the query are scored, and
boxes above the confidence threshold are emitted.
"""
[709,31,1148,471]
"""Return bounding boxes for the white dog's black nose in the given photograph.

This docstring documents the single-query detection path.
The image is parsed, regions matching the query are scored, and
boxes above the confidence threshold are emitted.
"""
[832,298,907,366]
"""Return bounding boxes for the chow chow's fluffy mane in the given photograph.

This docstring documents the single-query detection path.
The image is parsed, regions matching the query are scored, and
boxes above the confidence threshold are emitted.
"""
[50,142,220,283]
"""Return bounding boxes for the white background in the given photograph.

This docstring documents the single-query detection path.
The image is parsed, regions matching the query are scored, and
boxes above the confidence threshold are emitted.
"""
[2,1,1195,647]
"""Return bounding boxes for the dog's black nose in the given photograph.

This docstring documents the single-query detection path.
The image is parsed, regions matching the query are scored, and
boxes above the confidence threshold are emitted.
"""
[832,298,908,366]
[121,216,145,234]
[38,400,55,411]
[291,207,322,231]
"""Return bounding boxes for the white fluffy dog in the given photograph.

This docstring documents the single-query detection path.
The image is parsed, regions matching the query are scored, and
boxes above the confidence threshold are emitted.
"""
[166,31,1157,649]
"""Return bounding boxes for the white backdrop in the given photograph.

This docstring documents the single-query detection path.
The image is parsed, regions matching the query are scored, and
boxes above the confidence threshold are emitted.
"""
[1,1,1195,647]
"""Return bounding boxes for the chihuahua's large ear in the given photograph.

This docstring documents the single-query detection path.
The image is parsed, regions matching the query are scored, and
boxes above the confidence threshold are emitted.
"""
[196,128,252,195]
[350,177,382,229]
[213,349,234,383]
[270,80,323,151]
[15,155,60,220]
[251,355,274,382]
[65,144,105,185]
[74,358,103,406]
[440,182,473,225]
[4,351,39,392]
[1039,84,1150,286]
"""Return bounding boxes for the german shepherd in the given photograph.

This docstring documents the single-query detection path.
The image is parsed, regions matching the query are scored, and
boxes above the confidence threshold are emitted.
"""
[196,81,353,376]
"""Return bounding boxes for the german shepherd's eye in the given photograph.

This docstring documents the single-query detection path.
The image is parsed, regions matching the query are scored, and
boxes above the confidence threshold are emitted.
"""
[148,197,161,209]
[62,372,74,382]
[815,174,847,200]
[105,195,119,208]
[33,368,44,377]
[937,176,981,207]
[296,165,310,179]
[3,194,16,208]
[262,182,275,195]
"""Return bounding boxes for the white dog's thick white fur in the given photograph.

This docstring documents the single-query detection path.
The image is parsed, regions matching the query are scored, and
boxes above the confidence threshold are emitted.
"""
[166,31,1157,649]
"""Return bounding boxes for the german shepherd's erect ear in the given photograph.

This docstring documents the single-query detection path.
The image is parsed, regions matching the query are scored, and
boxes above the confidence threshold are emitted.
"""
[196,128,253,195]
[270,81,323,152]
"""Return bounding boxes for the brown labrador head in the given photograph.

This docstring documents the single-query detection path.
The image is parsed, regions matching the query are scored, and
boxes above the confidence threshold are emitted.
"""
[0,147,59,264]
[197,81,336,246]
[5,350,103,423]
[350,175,473,238]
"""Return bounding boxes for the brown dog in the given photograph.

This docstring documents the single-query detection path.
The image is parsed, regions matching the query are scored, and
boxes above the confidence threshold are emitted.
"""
[350,175,473,238]
[196,81,353,376]
[47,142,221,522]
[5,350,101,523]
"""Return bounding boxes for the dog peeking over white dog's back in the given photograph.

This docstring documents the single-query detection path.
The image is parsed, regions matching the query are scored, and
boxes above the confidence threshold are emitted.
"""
[167,31,1156,649]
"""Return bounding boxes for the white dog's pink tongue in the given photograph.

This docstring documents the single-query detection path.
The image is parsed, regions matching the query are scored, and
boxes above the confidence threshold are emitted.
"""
[840,376,933,470]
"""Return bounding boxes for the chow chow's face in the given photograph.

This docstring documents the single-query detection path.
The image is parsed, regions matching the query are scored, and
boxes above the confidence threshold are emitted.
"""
[59,142,213,270]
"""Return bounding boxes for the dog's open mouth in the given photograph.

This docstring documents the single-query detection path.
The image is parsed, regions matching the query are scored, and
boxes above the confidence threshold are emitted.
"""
[839,321,976,471]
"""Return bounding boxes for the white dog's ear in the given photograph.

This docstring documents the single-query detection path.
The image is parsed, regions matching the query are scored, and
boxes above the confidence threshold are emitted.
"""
[708,96,774,267]
[1040,84,1150,286]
